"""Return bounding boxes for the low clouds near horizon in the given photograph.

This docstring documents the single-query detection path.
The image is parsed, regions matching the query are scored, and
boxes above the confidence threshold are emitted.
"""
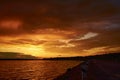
[0,52,37,59]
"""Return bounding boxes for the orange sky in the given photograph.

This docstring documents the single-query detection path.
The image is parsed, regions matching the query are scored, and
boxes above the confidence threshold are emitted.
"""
[0,0,120,58]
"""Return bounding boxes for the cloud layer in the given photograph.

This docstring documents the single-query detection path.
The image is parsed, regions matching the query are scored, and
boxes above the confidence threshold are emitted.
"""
[0,0,120,57]
[0,52,37,59]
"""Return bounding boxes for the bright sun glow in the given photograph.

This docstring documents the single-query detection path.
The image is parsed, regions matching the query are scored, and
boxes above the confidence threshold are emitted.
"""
[0,44,46,57]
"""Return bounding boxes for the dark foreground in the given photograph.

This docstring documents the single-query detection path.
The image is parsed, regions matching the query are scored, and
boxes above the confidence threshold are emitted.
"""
[54,60,120,80]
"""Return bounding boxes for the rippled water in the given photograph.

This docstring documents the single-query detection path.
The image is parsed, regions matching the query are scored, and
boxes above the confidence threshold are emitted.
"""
[0,60,80,80]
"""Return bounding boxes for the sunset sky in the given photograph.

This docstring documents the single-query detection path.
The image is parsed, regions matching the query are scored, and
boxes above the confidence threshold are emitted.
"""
[0,0,120,58]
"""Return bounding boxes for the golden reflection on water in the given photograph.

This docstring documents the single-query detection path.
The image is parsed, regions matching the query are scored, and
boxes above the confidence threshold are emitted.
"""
[0,60,80,80]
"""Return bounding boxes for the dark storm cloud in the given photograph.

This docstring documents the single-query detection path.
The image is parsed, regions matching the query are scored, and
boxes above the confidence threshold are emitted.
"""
[0,0,120,35]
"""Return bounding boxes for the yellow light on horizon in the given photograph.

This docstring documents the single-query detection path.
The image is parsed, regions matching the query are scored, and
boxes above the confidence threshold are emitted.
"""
[0,44,46,57]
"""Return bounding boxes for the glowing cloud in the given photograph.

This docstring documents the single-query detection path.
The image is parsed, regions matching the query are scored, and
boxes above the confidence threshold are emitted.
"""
[79,32,98,40]
[0,20,22,30]
[0,0,120,58]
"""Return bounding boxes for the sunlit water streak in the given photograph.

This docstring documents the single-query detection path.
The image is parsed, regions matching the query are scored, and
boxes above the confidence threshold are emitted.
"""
[0,60,80,80]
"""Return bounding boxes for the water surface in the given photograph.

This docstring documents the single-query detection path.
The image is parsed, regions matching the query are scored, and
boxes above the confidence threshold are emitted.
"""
[0,60,80,80]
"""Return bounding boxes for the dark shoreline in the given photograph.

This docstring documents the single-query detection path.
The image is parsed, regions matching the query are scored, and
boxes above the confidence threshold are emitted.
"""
[0,52,120,61]
[54,59,120,80]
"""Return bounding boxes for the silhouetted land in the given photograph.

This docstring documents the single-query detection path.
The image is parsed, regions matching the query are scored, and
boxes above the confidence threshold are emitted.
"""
[54,53,120,80]
[0,52,120,61]
[54,59,120,80]
[43,53,120,61]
